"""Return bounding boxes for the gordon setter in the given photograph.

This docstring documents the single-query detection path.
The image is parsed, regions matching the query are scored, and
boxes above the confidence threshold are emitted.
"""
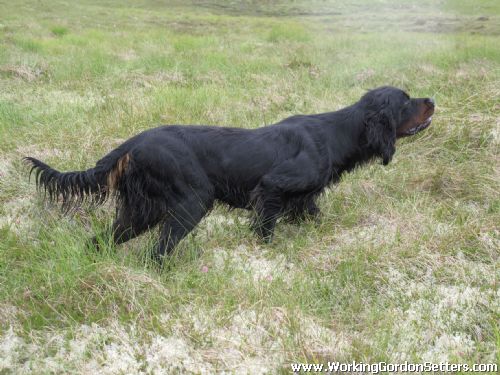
[26,86,434,264]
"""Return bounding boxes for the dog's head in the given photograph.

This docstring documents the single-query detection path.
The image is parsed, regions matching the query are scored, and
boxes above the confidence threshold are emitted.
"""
[360,86,435,165]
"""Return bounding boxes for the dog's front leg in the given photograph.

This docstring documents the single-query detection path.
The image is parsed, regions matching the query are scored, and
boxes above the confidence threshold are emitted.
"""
[285,196,321,223]
[253,211,279,243]
[251,155,320,240]
[251,184,282,243]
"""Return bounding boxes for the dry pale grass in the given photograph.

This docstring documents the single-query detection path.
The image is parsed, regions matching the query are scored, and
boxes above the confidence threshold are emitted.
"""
[0,305,354,374]
[0,64,46,82]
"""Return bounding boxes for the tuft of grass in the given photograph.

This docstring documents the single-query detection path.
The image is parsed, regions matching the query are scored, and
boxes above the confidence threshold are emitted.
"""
[50,26,69,37]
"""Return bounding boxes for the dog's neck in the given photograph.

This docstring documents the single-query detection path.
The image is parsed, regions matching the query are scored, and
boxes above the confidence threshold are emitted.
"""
[317,105,384,180]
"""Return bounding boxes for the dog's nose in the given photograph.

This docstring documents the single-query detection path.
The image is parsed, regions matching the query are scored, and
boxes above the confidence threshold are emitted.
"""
[425,98,435,108]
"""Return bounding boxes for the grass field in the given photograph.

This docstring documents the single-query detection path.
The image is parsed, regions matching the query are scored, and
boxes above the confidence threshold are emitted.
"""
[0,0,499,373]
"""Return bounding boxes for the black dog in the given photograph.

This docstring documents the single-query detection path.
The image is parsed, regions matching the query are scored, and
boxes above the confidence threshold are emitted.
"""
[26,86,434,263]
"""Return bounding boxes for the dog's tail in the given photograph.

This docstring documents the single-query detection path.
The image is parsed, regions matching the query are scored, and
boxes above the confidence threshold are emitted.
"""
[24,148,131,211]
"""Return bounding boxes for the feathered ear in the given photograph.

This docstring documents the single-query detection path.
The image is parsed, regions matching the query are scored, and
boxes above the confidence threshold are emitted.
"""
[365,108,396,165]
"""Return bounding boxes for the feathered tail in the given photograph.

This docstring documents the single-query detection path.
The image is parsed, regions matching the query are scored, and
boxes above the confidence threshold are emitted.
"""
[25,150,131,211]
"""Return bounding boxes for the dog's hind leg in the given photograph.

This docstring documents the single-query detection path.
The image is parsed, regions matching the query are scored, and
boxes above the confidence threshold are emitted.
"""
[152,189,214,265]
[90,203,161,251]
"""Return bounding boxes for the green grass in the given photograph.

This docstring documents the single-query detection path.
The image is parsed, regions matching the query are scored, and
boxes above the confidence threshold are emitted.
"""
[0,0,499,373]
[50,26,69,38]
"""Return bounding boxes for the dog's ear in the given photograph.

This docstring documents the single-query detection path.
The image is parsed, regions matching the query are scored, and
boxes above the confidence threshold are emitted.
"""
[364,108,396,165]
